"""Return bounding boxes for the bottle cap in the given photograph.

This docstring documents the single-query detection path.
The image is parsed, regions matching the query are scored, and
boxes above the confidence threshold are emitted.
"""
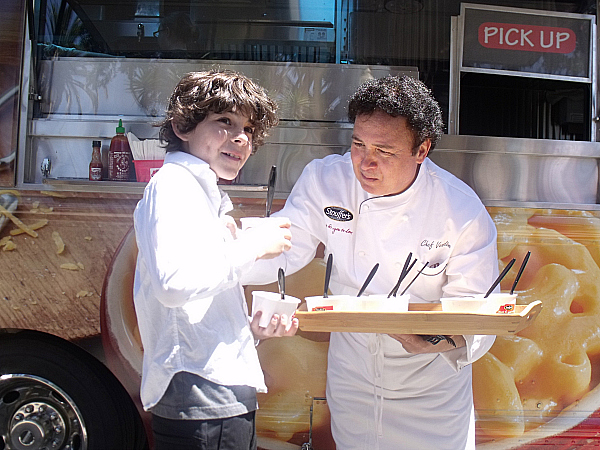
[116,119,125,134]
[92,140,101,147]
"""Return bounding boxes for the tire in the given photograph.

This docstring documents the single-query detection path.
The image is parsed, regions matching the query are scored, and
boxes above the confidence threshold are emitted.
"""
[0,330,148,450]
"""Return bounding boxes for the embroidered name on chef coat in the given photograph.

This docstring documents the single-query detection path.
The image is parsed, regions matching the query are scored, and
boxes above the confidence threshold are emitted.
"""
[324,206,354,235]
[419,239,453,273]
[421,239,451,251]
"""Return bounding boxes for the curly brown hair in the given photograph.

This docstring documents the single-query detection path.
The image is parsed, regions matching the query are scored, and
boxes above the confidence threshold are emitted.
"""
[159,70,279,152]
[348,75,444,153]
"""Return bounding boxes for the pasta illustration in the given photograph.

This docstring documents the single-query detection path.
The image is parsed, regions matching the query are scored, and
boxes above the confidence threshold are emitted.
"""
[475,208,600,446]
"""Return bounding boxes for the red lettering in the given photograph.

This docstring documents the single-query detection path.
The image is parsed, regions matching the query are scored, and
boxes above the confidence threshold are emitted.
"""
[478,22,576,54]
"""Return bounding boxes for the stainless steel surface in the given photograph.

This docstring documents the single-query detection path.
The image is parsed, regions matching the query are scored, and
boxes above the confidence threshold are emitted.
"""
[42,178,267,197]
[239,122,354,193]
[22,56,600,211]
[36,59,416,120]
[40,157,51,177]
[28,118,354,190]
[431,134,600,206]
[28,60,410,188]
[0,375,87,450]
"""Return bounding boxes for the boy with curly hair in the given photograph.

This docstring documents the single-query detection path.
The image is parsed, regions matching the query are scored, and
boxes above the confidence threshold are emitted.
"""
[134,70,297,450]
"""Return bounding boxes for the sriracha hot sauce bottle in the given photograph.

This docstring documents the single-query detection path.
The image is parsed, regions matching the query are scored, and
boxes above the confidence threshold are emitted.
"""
[89,140,103,181]
[108,119,133,181]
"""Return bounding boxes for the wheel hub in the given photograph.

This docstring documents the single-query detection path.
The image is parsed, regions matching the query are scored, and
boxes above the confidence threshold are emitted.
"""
[0,375,86,450]
[10,402,66,450]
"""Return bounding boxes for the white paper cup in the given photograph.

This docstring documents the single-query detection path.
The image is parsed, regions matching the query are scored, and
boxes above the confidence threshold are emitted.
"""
[441,296,488,312]
[357,294,410,312]
[473,293,518,314]
[305,295,357,312]
[240,216,290,231]
[441,293,517,313]
[251,291,300,328]
[305,294,409,312]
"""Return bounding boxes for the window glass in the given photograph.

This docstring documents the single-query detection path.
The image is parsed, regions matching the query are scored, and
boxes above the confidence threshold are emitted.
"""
[0,0,26,186]
[37,0,337,61]
[34,0,597,140]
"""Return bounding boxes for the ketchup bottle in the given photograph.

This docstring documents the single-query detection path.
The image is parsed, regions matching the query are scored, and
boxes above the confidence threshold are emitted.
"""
[108,119,134,181]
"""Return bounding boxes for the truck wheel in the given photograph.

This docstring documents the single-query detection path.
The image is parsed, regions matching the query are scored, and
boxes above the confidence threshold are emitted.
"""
[0,330,148,450]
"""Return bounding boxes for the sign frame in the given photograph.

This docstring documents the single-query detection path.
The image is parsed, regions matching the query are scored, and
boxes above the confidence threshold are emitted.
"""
[448,3,597,138]
[459,3,595,83]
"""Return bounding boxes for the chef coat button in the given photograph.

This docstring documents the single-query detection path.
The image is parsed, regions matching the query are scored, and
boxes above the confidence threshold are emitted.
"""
[358,251,366,257]
[395,262,402,268]
[401,215,408,222]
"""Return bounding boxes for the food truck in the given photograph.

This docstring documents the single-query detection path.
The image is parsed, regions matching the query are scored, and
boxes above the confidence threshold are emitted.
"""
[2,0,600,448]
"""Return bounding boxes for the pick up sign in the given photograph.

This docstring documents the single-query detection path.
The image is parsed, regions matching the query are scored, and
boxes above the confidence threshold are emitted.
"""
[461,5,593,80]
[478,23,576,54]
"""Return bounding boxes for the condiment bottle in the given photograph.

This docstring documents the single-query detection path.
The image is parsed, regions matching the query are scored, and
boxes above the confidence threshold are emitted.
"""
[89,140,103,181]
[108,119,134,181]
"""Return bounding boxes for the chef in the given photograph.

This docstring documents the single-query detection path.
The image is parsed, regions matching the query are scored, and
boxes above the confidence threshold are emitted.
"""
[243,75,498,449]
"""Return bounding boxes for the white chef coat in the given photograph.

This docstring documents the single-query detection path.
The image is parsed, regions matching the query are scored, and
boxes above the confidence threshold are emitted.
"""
[133,151,267,412]
[243,153,498,449]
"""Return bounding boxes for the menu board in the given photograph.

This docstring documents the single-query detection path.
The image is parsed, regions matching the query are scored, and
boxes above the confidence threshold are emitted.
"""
[461,4,594,81]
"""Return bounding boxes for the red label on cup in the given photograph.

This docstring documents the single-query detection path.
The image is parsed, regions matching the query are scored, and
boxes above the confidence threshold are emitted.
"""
[497,304,515,314]
[312,306,334,311]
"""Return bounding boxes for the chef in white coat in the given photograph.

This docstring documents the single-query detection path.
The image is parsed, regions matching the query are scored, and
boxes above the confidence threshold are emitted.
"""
[243,75,498,449]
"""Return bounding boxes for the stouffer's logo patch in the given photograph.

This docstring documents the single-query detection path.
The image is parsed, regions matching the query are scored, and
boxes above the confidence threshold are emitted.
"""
[324,206,353,222]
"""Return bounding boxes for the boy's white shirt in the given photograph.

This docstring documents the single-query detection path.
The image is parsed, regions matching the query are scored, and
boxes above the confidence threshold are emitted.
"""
[133,151,266,411]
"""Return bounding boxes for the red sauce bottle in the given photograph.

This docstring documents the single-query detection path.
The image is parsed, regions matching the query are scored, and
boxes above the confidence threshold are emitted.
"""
[89,140,103,181]
[108,119,133,181]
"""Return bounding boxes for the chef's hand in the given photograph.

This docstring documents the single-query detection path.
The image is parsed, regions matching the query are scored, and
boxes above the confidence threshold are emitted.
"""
[388,334,465,353]
[251,311,299,340]
[240,218,292,260]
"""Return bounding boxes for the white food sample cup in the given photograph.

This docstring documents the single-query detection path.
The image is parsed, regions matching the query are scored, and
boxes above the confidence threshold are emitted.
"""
[304,295,357,312]
[251,291,300,328]
[441,293,517,313]
[305,294,409,312]
[441,296,488,312]
[357,294,410,312]
[473,293,518,314]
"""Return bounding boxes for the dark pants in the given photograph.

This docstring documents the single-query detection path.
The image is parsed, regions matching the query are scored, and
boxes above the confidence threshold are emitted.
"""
[151,411,257,450]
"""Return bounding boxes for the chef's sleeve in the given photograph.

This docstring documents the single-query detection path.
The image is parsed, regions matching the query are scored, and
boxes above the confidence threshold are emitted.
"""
[241,160,325,285]
[439,207,499,370]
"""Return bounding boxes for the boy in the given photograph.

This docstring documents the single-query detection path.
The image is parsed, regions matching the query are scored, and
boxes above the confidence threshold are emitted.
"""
[133,71,297,450]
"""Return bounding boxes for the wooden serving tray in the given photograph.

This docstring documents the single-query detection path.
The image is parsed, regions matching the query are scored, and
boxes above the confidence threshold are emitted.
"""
[294,301,542,335]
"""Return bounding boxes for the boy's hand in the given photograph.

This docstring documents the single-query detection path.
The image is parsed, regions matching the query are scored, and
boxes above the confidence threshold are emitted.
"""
[222,215,238,239]
[251,311,299,339]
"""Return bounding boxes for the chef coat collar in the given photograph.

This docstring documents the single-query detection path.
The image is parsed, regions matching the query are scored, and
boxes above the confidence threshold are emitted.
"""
[359,159,428,212]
